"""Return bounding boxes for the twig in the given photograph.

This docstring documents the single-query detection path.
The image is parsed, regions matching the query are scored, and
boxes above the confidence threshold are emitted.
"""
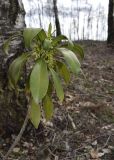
[80,69,88,82]
[3,105,30,160]
[102,133,112,149]
[48,148,57,158]
[0,152,4,159]
[68,113,76,130]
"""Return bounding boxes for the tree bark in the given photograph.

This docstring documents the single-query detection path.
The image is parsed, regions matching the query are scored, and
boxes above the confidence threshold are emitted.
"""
[0,0,26,135]
[107,0,114,44]
[53,0,61,36]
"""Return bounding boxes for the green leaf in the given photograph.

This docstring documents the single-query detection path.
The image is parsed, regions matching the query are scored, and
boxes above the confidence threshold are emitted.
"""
[36,29,47,42]
[23,28,42,48]
[43,39,52,50]
[29,99,41,129]
[30,59,49,103]
[50,69,64,102]
[58,38,84,59]
[68,39,74,47]
[48,23,52,37]
[74,44,84,59]
[52,35,67,46]
[43,95,53,120]
[56,61,70,84]
[57,48,81,74]
[8,53,28,88]
[68,42,84,59]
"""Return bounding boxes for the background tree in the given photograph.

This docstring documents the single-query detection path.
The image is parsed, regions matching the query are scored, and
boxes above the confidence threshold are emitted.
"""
[53,0,61,36]
[107,0,114,44]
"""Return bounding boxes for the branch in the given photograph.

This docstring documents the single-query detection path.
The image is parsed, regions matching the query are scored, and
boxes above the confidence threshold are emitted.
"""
[3,105,30,160]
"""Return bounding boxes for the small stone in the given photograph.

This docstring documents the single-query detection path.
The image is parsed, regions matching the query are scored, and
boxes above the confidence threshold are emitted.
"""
[13,147,20,153]
[92,140,97,146]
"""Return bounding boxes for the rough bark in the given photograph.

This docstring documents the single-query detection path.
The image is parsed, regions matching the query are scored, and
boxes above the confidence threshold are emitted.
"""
[53,0,61,36]
[107,0,114,44]
[0,0,26,136]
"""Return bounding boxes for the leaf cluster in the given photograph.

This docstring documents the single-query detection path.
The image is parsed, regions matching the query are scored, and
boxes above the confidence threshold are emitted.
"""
[3,23,84,128]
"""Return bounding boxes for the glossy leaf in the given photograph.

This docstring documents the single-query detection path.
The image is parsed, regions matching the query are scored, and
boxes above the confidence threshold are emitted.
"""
[68,39,74,47]
[68,42,84,59]
[74,44,84,59]
[43,95,53,120]
[8,53,28,88]
[52,35,67,46]
[57,48,81,74]
[60,39,84,59]
[23,28,42,48]
[43,39,52,50]
[29,99,41,129]
[48,23,52,37]
[50,69,64,102]
[36,29,47,42]
[56,61,70,83]
[30,59,49,103]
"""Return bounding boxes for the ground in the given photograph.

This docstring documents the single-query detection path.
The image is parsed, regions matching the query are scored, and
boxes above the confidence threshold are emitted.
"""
[0,41,114,160]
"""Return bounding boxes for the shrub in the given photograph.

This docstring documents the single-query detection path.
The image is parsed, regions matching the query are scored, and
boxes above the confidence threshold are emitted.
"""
[3,23,84,129]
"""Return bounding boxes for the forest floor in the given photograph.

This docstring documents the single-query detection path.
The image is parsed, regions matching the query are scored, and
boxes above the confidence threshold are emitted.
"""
[1,41,114,160]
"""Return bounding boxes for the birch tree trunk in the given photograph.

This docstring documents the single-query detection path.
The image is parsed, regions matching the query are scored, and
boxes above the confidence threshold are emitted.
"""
[0,0,26,135]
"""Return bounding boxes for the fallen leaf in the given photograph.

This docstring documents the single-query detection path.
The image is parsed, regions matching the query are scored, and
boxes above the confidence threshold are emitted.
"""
[97,152,105,157]
[90,149,99,159]
[102,148,111,154]
[92,140,97,146]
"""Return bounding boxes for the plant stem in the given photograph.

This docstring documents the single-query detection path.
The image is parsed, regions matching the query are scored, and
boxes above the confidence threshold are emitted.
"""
[3,105,30,160]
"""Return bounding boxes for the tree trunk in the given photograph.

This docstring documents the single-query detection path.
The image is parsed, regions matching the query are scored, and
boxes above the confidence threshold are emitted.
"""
[0,0,26,136]
[107,0,114,44]
[53,0,61,36]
